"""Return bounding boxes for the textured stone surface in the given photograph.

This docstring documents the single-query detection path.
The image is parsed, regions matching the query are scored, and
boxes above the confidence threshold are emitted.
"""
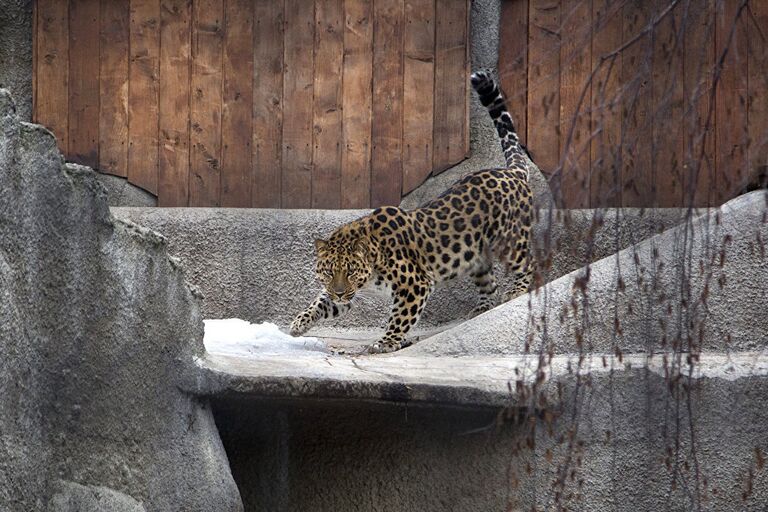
[112,206,694,334]
[211,359,768,512]
[0,0,32,120]
[64,164,158,207]
[0,89,241,511]
[48,481,146,512]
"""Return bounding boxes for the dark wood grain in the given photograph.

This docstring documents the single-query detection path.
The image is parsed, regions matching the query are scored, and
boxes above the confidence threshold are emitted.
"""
[341,0,373,208]
[433,0,469,174]
[371,0,404,206]
[99,0,130,177]
[36,0,69,153]
[402,0,435,195]
[221,0,253,207]
[281,0,315,208]
[252,0,284,208]
[312,0,344,208]
[128,0,161,195]
[189,0,223,206]
[158,0,191,206]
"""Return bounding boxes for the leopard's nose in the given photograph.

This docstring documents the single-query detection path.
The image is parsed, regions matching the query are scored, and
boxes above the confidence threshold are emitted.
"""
[332,284,346,295]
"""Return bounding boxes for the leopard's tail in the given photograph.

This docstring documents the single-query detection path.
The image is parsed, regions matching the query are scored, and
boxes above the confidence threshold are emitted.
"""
[471,71,532,173]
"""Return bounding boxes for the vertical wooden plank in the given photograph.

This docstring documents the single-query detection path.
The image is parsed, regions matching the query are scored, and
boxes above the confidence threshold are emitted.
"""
[312,0,344,208]
[129,0,161,195]
[402,0,435,194]
[651,0,684,207]
[36,0,69,153]
[221,0,253,207]
[32,0,37,120]
[252,0,284,208]
[619,0,653,207]
[100,0,130,178]
[281,0,315,208]
[371,0,404,206]
[499,0,528,147]
[682,0,715,206]
[158,0,191,206]
[433,0,468,174]
[189,0,223,206]
[527,0,560,185]
[559,0,591,208]
[747,1,768,189]
[715,0,749,204]
[69,0,101,168]
[341,0,373,208]
[590,0,622,207]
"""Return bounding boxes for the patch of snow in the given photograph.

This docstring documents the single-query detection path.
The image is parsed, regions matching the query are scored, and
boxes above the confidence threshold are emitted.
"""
[203,319,329,357]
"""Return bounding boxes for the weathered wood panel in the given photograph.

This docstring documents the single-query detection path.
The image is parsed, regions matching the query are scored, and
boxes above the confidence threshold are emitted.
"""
[715,0,749,205]
[559,0,591,208]
[221,0,253,207]
[312,0,344,208]
[527,0,560,183]
[340,0,373,208]
[128,0,160,195]
[252,0,284,208]
[748,0,768,186]
[433,0,469,174]
[619,0,653,206]
[371,0,404,206]
[590,0,622,207]
[35,0,471,208]
[36,0,69,153]
[682,0,716,206]
[651,0,684,207]
[402,0,435,195]
[158,0,191,206]
[99,0,130,177]
[189,0,223,206]
[499,0,528,147]
[281,0,315,208]
[68,0,100,168]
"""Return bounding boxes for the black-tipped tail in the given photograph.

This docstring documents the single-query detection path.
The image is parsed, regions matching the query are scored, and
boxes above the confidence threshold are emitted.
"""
[471,71,532,169]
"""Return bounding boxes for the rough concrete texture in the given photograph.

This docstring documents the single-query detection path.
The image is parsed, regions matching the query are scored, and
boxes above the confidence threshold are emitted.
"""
[401,0,553,210]
[65,164,158,207]
[411,190,768,356]
[112,205,696,334]
[0,0,32,120]
[49,481,146,512]
[0,89,242,511]
[209,360,768,512]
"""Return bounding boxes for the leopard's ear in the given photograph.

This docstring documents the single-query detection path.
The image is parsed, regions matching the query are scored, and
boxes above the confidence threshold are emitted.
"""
[352,238,369,257]
[314,239,328,252]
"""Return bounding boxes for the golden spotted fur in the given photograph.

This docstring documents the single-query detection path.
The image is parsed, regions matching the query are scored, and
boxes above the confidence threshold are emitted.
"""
[290,72,535,353]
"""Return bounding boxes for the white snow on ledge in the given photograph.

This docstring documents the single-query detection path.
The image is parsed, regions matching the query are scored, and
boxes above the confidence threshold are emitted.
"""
[203,319,329,358]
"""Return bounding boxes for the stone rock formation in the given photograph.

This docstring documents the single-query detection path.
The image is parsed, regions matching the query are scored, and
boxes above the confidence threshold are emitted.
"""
[0,89,242,511]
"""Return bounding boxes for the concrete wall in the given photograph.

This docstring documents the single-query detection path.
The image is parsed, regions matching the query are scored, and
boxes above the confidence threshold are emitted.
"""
[0,89,242,511]
[0,0,32,120]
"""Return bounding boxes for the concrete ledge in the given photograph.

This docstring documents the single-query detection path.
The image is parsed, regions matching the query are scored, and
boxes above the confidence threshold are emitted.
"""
[195,351,768,409]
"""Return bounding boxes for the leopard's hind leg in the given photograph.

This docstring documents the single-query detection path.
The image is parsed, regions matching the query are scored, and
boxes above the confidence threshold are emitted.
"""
[470,260,499,316]
[501,237,533,302]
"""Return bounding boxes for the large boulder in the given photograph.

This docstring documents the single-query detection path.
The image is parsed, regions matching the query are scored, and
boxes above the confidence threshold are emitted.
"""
[0,89,242,511]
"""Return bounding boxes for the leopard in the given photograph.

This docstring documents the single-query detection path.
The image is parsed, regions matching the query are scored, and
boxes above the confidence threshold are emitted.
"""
[289,71,535,353]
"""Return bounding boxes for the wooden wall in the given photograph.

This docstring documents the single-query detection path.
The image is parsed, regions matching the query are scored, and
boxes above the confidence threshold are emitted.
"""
[33,0,470,208]
[500,0,768,208]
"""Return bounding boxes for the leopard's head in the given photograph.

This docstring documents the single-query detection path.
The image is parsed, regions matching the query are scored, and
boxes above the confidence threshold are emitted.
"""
[314,231,373,304]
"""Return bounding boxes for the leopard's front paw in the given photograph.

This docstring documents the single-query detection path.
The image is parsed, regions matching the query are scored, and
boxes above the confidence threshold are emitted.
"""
[368,337,411,354]
[289,312,312,337]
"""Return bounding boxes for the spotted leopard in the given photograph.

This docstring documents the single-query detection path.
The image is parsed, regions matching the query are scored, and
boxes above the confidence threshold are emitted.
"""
[290,71,535,353]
